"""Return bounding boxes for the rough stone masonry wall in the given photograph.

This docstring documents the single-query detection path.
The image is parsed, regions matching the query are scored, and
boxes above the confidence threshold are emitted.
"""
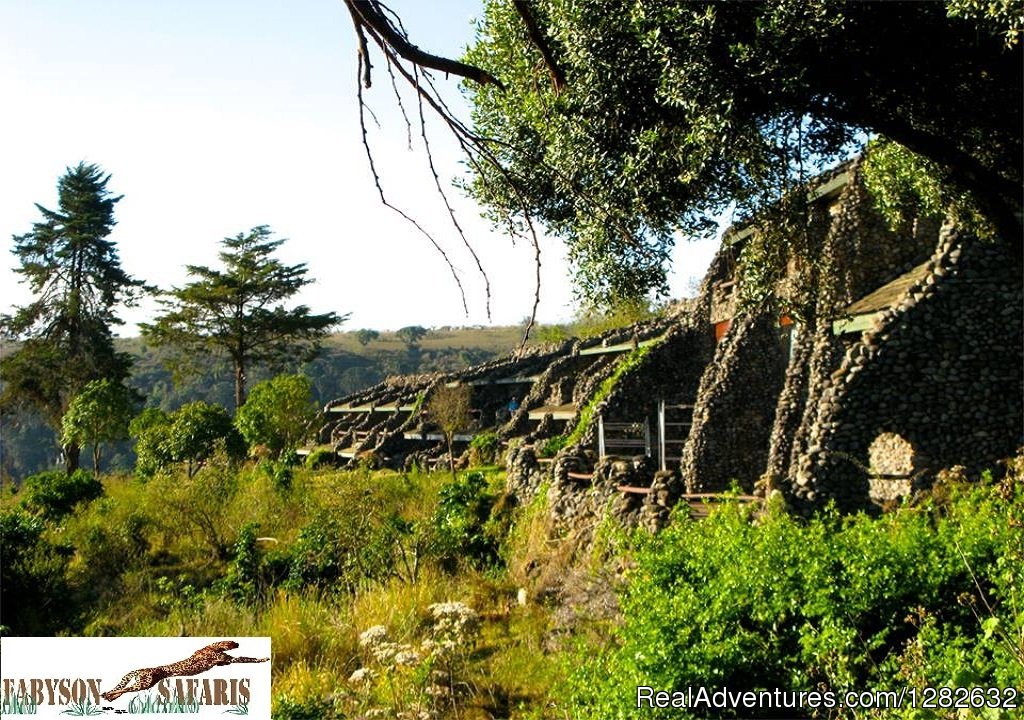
[599,322,715,428]
[680,308,788,493]
[370,163,1018,534]
[825,171,940,308]
[679,164,929,496]
[788,227,1023,511]
[767,166,940,493]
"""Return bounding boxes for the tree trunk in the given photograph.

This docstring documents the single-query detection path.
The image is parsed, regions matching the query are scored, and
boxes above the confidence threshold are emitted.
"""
[63,442,81,474]
[446,433,456,481]
[92,443,102,475]
[234,359,246,411]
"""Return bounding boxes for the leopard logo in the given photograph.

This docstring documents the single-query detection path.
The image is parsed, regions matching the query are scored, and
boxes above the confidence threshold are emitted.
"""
[100,640,268,702]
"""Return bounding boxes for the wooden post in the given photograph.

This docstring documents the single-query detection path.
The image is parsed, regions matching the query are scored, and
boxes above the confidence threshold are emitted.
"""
[598,414,605,458]
[658,399,666,471]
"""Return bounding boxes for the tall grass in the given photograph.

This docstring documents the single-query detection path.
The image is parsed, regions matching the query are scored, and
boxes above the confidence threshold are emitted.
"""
[3,462,575,718]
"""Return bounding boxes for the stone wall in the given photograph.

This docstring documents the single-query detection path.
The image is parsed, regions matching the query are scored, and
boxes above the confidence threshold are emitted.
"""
[319,161,1022,533]
[787,228,1023,510]
[680,309,788,492]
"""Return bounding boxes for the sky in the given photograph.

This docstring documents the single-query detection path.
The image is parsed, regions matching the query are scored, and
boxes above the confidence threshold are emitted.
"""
[0,0,719,335]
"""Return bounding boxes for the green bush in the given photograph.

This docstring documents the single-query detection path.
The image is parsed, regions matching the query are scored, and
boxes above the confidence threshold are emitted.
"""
[130,402,245,477]
[236,374,318,459]
[304,447,336,470]
[568,481,1024,717]
[431,471,499,570]
[468,431,500,466]
[129,407,174,477]
[20,469,104,520]
[284,513,346,590]
[219,522,264,604]
[261,459,294,494]
[0,508,75,633]
[536,434,567,458]
[272,696,338,720]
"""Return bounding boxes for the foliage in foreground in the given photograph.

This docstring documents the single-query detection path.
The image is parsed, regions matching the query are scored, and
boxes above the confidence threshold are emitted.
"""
[568,477,1024,719]
[3,456,1020,719]
[0,462,555,718]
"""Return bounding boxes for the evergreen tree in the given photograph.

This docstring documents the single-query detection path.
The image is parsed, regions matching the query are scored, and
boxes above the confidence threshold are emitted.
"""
[1,162,144,471]
[142,226,344,409]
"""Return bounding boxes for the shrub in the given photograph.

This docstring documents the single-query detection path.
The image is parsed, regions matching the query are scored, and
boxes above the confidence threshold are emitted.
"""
[568,480,1024,717]
[236,374,319,459]
[304,446,336,470]
[130,402,245,477]
[219,522,261,604]
[0,508,75,633]
[468,431,499,466]
[431,471,499,570]
[536,434,567,458]
[19,469,104,520]
[261,459,293,494]
[129,407,174,477]
[272,696,339,720]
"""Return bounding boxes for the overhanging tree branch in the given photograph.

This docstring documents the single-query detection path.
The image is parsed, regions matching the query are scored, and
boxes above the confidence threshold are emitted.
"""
[344,0,504,90]
[512,0,566,93]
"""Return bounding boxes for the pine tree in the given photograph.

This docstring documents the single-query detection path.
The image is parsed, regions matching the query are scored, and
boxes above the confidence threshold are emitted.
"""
[1,162,144,471]
[142,226,344,409]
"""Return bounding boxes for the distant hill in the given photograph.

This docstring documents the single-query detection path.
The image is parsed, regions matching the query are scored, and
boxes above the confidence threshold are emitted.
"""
[1,325,533,481]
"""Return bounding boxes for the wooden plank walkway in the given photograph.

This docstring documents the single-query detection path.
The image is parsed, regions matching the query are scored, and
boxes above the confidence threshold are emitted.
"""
[527,403,576,421]
[615,487,762,518]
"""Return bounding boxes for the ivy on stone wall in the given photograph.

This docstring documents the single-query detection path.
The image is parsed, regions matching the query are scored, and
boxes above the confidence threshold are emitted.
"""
[565,343,656,448]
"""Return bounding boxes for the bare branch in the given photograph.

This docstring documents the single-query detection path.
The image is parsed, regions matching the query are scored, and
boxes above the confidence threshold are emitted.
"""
[413,65,493,320]
[341,2,578,339]
[355,55,469,315]
[385,55,413,148]
[345,0,505,90]
[344,0,372,88]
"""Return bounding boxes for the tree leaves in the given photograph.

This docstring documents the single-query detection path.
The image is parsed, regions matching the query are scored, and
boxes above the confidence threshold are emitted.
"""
[142,226,344,408]
[1,163,142,469]
[461,0,1021,307]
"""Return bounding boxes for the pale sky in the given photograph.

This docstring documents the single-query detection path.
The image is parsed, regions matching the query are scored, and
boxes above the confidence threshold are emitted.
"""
[0,0,718,335]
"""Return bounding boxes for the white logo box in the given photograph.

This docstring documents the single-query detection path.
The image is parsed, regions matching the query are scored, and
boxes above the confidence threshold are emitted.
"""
[1,636,271,718]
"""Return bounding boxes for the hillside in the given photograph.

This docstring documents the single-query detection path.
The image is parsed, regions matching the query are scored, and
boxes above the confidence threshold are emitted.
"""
[0,326,533,482]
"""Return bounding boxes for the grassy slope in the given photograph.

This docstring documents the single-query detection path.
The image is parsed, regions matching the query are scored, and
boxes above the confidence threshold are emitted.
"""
[1,462,579,719]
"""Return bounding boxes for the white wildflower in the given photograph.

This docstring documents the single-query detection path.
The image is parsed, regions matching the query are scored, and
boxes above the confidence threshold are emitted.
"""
[393,648,421,666]
[359,625,389,648]
[397,710,437,720]
[424,683,449,697]
[425,601,480,648]
[348,667,375,684]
